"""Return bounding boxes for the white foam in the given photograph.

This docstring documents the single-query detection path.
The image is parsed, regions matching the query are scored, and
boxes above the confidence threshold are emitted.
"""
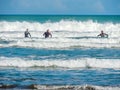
[0,57,120,69]
[0,20,120,49]
[25,84,120,90]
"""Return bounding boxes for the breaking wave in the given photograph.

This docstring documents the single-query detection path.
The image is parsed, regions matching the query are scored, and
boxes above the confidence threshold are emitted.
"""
[0,20,120,49]
[0,57,120,69]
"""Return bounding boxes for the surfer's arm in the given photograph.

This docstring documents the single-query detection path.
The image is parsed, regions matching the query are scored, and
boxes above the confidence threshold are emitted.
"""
[28,33,31,37]
[97,34,100,37]
[50,33,52,37]
[105,33,108,37]
[43,33,45,36]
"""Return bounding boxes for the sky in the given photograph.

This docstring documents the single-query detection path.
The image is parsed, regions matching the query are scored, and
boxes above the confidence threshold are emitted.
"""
[0,0,120,15]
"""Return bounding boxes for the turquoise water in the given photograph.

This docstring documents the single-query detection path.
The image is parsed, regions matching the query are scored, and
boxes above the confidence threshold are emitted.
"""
[0,15,120,23]
[0,15,120,89]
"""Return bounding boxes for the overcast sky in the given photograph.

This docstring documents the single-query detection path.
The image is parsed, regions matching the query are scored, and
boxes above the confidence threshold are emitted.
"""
[0,0,120,15]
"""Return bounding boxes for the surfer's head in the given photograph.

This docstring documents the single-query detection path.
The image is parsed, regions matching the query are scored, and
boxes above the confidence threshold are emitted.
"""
[101,30,103,33]
[47,29,49,32]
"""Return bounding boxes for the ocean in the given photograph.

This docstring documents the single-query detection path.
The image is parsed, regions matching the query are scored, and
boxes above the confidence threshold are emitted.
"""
[0,15,120,90]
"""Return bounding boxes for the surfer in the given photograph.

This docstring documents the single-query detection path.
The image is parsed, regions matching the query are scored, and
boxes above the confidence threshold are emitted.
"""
[43,29,52,38]
[24,29,31,38]
[97,30,108,38]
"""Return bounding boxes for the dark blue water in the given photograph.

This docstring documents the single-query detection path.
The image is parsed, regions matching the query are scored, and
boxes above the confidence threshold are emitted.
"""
[0,67,120,87]
[0,47,120,59]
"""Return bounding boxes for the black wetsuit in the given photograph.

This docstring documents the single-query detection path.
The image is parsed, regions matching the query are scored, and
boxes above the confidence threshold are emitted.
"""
[98,33,108,37]
[24,31,31,38]
[43,32,52,38]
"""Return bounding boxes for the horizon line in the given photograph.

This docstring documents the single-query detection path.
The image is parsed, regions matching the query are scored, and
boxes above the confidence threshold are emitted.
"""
[0,14,120,16]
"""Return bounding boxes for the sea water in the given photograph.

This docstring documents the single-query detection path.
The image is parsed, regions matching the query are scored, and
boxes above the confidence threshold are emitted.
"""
[0,15,120,89]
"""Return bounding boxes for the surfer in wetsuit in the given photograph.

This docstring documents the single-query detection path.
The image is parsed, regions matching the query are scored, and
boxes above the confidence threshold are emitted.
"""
[43,29,52,38]
[24,29,31,38]
[97,30,108,38]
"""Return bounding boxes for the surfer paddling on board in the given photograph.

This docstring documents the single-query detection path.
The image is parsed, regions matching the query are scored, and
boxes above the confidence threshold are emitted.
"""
[43,29,52,38]
[24,29,31,38]
[97,30,108,38]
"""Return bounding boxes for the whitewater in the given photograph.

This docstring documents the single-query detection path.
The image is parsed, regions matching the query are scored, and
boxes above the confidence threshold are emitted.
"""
[0,15,120,90]
[0,20,120,49]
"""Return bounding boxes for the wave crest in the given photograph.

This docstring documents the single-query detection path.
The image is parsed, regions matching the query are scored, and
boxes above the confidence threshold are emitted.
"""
[0,57,120,69]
